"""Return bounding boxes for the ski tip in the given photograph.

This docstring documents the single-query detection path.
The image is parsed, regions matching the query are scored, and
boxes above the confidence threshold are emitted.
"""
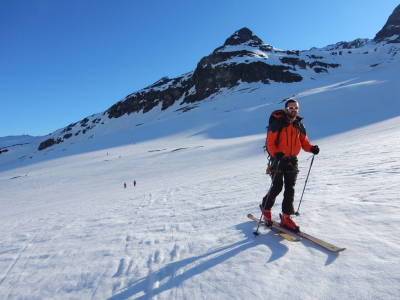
[329,247,346,252]
[247,214,253,218]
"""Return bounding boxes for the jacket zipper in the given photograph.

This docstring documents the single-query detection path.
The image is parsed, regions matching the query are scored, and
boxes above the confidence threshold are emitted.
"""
[286,127,289,147]
[289,123,293,156]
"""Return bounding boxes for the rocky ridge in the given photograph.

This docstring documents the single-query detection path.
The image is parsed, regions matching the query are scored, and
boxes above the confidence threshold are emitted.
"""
[374,4,400,43]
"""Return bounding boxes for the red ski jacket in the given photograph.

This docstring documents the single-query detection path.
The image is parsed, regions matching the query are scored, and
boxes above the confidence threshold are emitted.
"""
[266,110,313,158]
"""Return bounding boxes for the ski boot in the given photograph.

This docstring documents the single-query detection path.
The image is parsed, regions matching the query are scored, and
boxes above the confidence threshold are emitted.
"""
[280,213,300,233]
[259,205,272,227]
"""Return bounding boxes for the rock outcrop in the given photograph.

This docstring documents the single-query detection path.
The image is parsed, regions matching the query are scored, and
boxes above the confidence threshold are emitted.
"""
[374,4,400,43]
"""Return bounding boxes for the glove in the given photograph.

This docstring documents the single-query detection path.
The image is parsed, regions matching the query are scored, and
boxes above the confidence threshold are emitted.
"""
[274,151,285,160]
[311,145,320,155]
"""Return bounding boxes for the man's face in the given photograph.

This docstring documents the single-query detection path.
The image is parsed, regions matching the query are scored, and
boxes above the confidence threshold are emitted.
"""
[285,102,299,119]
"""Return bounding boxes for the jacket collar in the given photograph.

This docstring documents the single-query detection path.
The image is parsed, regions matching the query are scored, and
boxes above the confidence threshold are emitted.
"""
[273,110,303,122]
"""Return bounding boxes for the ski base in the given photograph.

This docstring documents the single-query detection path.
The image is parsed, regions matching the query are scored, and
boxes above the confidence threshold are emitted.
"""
[271,220,346,252]
[248,214,301,242]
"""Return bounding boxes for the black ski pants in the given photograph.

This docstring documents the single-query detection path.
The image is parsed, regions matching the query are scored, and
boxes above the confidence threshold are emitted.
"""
[262,157,299,215]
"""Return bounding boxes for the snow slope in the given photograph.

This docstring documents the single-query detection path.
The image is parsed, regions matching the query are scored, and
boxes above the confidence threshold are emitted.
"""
[1,38,400,299]
[1,113,400,299]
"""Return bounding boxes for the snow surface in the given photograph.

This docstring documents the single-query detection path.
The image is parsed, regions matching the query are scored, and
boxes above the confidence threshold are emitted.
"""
[1,40,400,299]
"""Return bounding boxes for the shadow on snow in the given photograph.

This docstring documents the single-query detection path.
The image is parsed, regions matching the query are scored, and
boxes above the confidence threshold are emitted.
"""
[107,222,340,300]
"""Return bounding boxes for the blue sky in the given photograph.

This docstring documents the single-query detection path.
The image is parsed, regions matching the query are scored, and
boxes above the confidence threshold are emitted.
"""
[1,0,398,137]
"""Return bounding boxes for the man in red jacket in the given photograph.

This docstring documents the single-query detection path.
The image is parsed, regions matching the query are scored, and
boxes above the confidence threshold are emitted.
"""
[262,99,319,232]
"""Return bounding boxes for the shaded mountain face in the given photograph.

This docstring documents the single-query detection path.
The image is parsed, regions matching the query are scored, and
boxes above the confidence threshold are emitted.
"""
[222,27,264,46]
[105,27,303,120]
[374,4,400,43]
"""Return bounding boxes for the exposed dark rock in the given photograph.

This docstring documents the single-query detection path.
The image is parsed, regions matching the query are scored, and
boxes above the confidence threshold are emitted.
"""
[309,61,340,70]
[374,4,400,43]
[280,57,307,70]
[285,50,300,56]
[314,68,328,74]
[259,45,274,52]
[61,127,72,134]
[307,55,325,59]
[82,125,95,135]
[50,119,97,149]
[174,106,198,113]
[61,122,77,134]
[183,61,302,105]
[280,57,340,72]
[38,137,62,151]
[0,149,9,154]
[80,118,89,127]
[325,38,370,50]
[223,27,264,46]
[146,76,173,89]
[197,50,256,66]
[107,81,188,119]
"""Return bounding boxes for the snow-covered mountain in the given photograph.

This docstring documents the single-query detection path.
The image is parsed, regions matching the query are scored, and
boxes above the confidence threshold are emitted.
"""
[1,5,400,300]
[1,5,399,162]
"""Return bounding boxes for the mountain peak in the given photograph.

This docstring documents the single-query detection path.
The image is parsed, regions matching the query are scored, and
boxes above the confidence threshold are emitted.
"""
[374,4,400,43]
[223,27,264,46]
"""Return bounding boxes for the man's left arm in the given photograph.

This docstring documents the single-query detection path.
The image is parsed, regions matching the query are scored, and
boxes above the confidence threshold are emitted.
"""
[300,133,320,154]
[298,122,315,153]
[300,133,313,153]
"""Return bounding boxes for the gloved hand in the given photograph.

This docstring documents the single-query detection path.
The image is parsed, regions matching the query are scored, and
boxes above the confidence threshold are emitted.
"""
[274,151,285,160]
[311,145,320,155]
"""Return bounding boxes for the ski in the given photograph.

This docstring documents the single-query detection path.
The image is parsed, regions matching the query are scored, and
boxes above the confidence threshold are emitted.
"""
[248,214,301,242]
[272,219,346,252]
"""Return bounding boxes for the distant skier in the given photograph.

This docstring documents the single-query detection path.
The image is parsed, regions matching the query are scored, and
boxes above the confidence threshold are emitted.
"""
[261,99,319,232]
[134,180,136,187]
[124,183,127,188]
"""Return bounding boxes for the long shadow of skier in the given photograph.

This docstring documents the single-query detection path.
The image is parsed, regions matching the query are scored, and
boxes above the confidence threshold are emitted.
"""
[107,221,290,300]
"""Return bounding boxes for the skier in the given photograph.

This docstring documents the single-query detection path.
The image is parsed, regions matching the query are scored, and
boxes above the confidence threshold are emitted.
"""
[261,99,319,232]
[124,183,127,188]
[134,180,136,187]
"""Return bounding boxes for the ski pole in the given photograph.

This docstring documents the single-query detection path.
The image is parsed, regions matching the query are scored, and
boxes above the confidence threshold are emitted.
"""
[295,155,315,216]
[254,159,281,237]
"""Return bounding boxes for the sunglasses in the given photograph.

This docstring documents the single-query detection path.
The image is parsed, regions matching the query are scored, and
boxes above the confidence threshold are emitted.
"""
[286,106,299,110]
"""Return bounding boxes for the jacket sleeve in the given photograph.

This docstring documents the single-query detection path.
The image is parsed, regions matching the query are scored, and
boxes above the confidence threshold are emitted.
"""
[266,130,278,156]
[266,120,279,156]
[299,125,313,153]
